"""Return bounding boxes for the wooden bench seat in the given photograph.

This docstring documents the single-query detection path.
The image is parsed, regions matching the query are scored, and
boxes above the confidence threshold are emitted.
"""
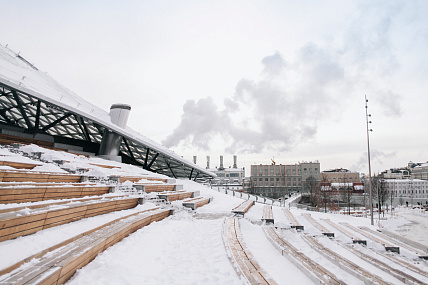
[302,213,334,237]
[283,208,304,230]
[115,175,167,183]
[157,190,194,202]
[0,169,83,183]
[0,184,111,204]
[231,200,254,216]
[223,217,277,285]
[182,197,211,210]
[0,197,139,242]
[262,205,274,224]
[0,133,53,148]
[0,160,42,169]
[0,208,171,284]
[133,183,176,193]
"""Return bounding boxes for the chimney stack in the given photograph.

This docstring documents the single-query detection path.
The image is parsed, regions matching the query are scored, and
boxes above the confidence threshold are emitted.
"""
[233,155,237,168]
[219,155,224,170]
[206,156,210,169]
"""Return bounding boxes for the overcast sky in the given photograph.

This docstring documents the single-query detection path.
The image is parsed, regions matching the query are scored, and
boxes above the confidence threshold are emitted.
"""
[1,0,427,175]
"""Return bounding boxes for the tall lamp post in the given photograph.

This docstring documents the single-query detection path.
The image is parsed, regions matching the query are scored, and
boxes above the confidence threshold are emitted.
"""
[365,96,374,226]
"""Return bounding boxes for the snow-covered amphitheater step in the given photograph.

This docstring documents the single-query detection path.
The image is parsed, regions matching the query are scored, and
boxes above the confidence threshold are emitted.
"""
[223,217,277,285]
[0,207,171,284]
[0,182,112,204]
[261,205,274,224]
[0,196,139,242]
[231,199,254,216]
[182,196,211,210]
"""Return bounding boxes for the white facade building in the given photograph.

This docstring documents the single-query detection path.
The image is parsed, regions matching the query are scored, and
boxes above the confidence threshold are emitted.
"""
[385,179,428,207]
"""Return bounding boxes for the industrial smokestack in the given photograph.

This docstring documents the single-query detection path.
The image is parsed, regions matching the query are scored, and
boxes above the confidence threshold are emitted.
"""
[193,156,197,164]
[206,156,210,169]
[233,155,237,168]
[219,155,224,170]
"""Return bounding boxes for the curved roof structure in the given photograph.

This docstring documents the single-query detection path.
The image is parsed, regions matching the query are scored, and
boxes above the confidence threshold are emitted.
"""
[0,44,215,180]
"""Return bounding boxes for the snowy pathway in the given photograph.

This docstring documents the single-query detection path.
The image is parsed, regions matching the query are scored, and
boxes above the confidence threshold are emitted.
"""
[67,211,242,285]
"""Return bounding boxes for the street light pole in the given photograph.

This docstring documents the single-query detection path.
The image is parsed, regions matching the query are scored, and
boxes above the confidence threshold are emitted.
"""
[365,96,374,226]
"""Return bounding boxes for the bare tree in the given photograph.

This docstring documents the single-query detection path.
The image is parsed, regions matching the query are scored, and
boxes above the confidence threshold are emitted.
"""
[340,181,353,215]
[372,174,388,217]
[305,176,319,207]
[317,174,332,213]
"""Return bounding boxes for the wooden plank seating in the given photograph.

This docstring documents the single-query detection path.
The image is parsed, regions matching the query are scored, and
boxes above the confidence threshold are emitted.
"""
[322,219,366,245]
[231,200,254,216]
[0,184,112,204]
[182,197,211,210]
[282,208,304,230]
[263,225,343,285]
[0,160,42,169]
[0,195,127,214]
[343,223,400,253]
[223,217,277,285]
[0,208,171,284]
[0,197,139,242]
[116,175,167,183]
[0,133,53,148]
[133,183,176,193]
[262,205,274,224]
[0,169,83,183]
[302,213,334,237]
[157,190,194,202]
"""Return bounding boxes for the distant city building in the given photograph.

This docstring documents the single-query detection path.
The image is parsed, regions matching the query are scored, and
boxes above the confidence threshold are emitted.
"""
[322,168,360,183]
[385,179,428,206]
[411,162,428,180]
[249,161,320,199]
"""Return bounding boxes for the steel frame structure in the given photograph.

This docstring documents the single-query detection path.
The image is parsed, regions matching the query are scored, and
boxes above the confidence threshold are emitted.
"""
[0,81,214,180]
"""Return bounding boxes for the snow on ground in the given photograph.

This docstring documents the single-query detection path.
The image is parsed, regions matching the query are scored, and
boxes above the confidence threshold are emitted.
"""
[68,210,242,285]
[1,145,428,284]
[0,203,158,270]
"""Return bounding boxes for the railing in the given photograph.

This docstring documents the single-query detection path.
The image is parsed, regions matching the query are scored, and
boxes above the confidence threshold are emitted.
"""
[212,186,301,207]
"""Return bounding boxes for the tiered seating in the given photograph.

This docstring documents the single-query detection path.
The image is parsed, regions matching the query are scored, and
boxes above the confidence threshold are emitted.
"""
[0,169,83,183]
[282,208,304,230]
[262,205,274,224]
[322,219,366,245]
[302,213,334,237]
[0,208,171,284]
[344,223,400,253]
[0,197,138,242]
[182,197,211,210]
[157,190,194,202]
[0,183,111,204]
[231,200,254,216]
[134,183,176,193]
[117,175,167,183]
[223,217,277,285]
[0,160,41,169]
[0,133,53,148]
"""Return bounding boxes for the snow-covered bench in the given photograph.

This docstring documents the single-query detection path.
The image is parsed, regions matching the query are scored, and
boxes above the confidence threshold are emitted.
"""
[283,208,304,230]
[0,197,139,242]
[223,217,276,284]
[262,205,274,224]
[0,183,112,204]
[182,197,211,210]
[0,208,171,284]
[157,190,194,202]
[0,169,83,183]
[231,200,254,216]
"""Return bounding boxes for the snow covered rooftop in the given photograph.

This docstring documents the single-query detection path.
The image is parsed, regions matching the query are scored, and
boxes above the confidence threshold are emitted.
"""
[0,44,215,179]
